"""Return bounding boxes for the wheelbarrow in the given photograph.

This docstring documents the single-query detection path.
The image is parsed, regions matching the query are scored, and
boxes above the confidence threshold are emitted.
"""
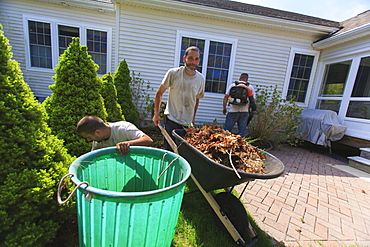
[160,126,285,246]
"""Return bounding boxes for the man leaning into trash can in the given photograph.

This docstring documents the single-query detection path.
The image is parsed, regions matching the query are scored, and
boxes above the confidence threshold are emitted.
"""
[77,116,153,155]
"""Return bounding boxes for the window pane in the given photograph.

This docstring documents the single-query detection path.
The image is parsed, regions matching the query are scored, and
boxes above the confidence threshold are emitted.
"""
[319,60,351,96]
[316,100,341,113]
[87,29,108,74]
[59,25,79,55]
[179,37,205,73]
[28,21,52,68]
[287,54,314,102]
[352,56,370,97]
[180,37,232,94]
[206,41,231,93]
[346,101,370,119]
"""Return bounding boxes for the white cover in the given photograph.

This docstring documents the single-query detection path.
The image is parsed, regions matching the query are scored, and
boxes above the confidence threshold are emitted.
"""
[297,109,347,147]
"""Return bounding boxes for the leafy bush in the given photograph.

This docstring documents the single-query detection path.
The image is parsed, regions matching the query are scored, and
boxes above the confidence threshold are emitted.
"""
[114,60,140,126]
[130,71,154,126]
[101,72,125,122]
[0,25,74,246]
[44,37,107,157]
[248,85,303,146]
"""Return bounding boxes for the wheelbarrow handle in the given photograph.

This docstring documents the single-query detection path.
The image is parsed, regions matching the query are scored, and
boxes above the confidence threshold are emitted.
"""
[158,125,178,154]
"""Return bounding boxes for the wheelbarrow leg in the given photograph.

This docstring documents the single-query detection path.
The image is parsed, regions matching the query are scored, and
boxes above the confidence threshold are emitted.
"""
[190,174,258,246]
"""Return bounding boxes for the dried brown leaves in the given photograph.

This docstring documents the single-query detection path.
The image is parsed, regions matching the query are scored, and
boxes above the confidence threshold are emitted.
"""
[184,125,266,174]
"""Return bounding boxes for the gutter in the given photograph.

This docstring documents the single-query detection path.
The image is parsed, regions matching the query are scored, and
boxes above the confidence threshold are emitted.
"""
[312,23,370,49]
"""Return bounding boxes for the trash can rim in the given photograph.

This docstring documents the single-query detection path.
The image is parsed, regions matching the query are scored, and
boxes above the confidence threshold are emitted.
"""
[69,147,191,198]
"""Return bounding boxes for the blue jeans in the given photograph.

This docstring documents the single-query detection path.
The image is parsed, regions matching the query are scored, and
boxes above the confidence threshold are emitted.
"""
[224,112,249,137]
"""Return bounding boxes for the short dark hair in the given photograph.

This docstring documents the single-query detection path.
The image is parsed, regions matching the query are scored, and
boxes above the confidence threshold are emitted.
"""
[240,73,249,80]
[184,46,200,56]
[76,116,106,134]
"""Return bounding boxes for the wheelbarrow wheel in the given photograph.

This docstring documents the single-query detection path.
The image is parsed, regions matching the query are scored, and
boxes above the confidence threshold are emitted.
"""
[213,192,250,242]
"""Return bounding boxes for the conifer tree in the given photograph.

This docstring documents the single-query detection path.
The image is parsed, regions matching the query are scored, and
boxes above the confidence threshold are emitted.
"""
[44,37,107,157]
[0,25,74,246]
[101,72,125,122]
[114,59,140,126]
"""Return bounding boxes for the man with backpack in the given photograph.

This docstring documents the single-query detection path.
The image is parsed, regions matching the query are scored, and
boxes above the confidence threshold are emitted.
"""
[222,73,257,137]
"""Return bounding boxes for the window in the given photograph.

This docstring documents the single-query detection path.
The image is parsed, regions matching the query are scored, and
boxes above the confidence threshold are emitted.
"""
[351,56,370,97]
[178,35,235,94]
[319,60,351,97]
[58,25,79,55]
[346,56,370,119]
[316,99,341,113]
[27,19,109,74]
[29,21,52,68]
[87,29,108,74]
[315,60,351,113]
[180,37,205,73]
[284,49,318,105]
[346,101,370,119]
[287,54,314,102]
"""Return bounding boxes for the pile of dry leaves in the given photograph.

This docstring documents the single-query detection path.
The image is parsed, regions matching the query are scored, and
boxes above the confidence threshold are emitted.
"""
[184,125,266,174]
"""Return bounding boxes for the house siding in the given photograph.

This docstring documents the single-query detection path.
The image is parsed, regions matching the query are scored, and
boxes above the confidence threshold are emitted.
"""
[116,3,322,124]
[0,0,116,98]
[318,36,370,61]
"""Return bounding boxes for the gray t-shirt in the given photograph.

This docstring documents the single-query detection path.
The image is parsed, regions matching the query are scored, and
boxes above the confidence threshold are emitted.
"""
[91,121,145,150]
[161,66,205,125]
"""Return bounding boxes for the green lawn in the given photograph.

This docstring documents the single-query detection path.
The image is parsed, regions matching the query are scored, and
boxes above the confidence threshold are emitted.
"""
[52,173,279,247]
[173,179,278,247]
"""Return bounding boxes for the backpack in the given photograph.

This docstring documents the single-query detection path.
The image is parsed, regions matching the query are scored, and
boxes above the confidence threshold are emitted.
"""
[228,81,250,105]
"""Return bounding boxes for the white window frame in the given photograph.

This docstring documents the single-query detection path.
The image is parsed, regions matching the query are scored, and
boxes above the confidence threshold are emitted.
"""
[23,15,112,74]
[312,53,370,122]
[282,47,320,107]
[175,30,238,94]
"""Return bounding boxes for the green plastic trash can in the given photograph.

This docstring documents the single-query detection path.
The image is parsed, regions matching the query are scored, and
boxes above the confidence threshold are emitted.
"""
[68,146,191,247]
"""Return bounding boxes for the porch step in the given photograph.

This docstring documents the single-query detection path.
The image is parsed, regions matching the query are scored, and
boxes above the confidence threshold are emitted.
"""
[348,156,370,173]
[360,148,370,159]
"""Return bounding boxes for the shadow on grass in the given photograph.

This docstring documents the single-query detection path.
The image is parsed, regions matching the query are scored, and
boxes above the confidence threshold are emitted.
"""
[173,179,285,247]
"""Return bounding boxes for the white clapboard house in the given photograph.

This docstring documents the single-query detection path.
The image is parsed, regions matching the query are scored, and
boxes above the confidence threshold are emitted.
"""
[1,0,370,144]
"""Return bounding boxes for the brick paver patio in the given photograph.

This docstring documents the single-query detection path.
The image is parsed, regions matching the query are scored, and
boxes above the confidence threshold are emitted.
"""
[236,144,370,247]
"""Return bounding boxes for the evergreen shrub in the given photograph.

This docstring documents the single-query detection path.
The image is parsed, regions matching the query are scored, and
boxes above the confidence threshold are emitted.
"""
[114,59,140,127]
[101,72,124,122]
[44,37,107,157]
[0,25,74,246]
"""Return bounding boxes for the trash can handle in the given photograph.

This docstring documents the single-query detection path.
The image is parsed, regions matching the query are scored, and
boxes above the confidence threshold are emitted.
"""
[57,173,89,205]
[157,154,180,180]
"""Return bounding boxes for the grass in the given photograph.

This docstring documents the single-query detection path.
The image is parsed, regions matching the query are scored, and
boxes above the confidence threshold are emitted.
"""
[172,179,277,247]
[52,177,278,247]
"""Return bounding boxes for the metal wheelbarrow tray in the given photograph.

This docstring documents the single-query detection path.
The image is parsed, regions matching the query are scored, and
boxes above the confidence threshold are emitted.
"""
[171,129,285,246]
[172,129,285,192]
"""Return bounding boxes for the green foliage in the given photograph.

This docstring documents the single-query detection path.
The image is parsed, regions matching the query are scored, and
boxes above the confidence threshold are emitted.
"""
[248,85,303,146]
[130,71,154,125]
[44,37,107,157]
[114,60,140,126]
[0,25,74,246]
[101,72,125,122]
